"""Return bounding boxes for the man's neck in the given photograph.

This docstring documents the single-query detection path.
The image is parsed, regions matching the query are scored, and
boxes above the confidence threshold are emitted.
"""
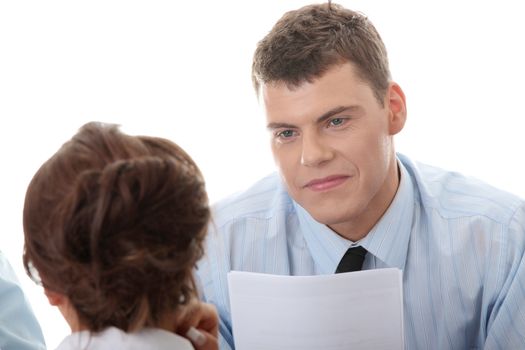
[328,161,401,241]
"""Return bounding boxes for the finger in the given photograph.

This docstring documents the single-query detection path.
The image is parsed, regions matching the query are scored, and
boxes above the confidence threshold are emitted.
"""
[174,299,202,334]
[185,328,218,350]
[186,327,207,346]
[176,301,218,336]
[193,304,219,336]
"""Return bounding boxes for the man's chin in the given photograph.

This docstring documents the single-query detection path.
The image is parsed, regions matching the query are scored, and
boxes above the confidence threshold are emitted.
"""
[306,209,349,227]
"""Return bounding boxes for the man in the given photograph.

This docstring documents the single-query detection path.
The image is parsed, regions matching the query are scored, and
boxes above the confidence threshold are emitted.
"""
[0,251,46,350]
[197,2,525,349]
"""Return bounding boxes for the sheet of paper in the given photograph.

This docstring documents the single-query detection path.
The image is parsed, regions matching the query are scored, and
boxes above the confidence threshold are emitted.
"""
[227,268,404,350]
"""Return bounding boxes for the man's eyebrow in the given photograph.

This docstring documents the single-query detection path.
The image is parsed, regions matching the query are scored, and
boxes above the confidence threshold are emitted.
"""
[266,105,362,130]
[316,105,362,124]
[266,121,297,130]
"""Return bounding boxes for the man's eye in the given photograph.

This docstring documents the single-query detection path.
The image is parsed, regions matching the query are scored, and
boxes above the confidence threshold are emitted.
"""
[329,118,345,126]
[278,130,295,138]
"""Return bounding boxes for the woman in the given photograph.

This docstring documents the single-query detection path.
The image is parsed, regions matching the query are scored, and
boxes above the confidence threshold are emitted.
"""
[23,122,218,350]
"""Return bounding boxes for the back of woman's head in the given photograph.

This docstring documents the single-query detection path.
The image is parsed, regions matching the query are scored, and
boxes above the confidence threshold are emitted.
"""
[23,122,210,332]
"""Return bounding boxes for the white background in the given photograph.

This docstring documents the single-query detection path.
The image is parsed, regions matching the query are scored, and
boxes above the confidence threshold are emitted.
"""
[1,0,524,348]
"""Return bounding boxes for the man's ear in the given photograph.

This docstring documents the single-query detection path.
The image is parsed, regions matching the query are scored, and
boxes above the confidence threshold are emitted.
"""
[386,82,407,135]
[44,288,66,306]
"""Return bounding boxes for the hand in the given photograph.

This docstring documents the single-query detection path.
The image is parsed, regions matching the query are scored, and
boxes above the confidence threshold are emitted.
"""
[175,300,219,350]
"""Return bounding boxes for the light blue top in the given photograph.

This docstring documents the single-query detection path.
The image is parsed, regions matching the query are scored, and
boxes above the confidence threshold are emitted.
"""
[0,252,46,350]
[197,154,525,350]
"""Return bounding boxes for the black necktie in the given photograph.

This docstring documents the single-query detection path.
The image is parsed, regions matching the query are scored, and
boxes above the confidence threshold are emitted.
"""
[335,246,367,273]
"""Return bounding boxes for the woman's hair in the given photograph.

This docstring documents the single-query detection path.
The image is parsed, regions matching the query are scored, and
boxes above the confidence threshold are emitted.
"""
[23,122,210,332]
[252,2,390,105]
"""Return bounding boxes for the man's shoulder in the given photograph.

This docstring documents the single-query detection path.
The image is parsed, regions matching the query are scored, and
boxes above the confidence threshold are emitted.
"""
[400,154,524,223]
[211,172,294,228]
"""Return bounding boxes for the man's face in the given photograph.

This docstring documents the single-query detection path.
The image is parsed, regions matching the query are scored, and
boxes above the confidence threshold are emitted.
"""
[262,63,406,238]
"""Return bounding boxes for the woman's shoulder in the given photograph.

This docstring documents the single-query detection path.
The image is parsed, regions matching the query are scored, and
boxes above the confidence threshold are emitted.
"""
[56,327,194,350]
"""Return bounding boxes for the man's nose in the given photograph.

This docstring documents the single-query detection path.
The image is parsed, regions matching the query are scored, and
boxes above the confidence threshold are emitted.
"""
[300,133,334,167]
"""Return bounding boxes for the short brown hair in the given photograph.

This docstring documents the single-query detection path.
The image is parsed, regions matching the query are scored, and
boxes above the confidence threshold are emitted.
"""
[252,2,391,105]
[23,122,210,332]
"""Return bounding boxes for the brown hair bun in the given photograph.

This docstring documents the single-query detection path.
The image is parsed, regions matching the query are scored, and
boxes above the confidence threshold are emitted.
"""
[23,122,210,332]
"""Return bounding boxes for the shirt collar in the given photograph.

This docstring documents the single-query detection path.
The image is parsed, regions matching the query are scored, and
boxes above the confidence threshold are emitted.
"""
[294,159,414,274]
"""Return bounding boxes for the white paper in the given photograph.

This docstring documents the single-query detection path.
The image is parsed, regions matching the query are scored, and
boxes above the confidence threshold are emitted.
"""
[227,268,404,350]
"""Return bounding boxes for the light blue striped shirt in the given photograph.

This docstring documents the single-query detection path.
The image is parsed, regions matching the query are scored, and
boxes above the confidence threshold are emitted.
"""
[0,251,46,350]
[197,154,525,349]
